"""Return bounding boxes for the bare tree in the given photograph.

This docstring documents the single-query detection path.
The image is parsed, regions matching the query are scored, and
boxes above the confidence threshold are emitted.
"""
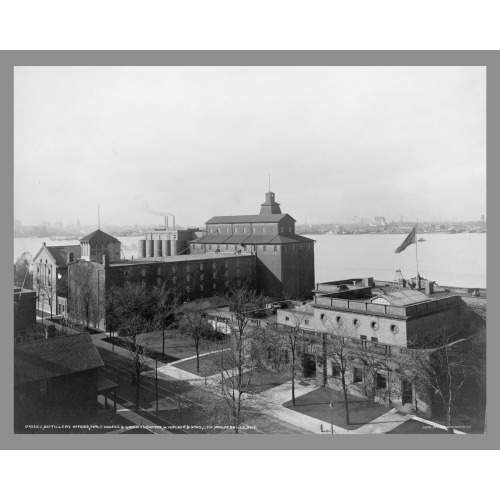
[177,302,213,373]
[408,327,474,429]
[151,282,179,356]
[323,321,359,426]
[265,304,309,406]
[14,252,33,288]
[118,315,154,412]
[207,286,265,433]
[68,263,100,330]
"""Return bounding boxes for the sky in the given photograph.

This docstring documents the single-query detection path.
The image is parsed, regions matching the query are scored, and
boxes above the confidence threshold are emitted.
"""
[14,66,486,228]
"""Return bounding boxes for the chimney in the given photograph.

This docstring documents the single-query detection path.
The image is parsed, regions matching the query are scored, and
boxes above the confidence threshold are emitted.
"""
[173,215,176,230]
[364,277,374,287]
[425,281,435,294]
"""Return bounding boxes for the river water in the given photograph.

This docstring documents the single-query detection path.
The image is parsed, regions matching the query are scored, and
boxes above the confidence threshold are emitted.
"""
[14,232,486,289]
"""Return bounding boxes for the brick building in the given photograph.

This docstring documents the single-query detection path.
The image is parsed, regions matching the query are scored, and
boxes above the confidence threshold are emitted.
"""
[191,191,315,299]
[32,243,81,318]
[273,277,486,416]
[67,228,256,330]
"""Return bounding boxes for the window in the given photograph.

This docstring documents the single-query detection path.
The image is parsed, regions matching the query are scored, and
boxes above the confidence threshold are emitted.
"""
[243,227,247,234]
[213,272,217,279]
[141,269,147,277]
[172,266,177,274]
[172,277,177,284]
[226,228,229,233]
[208,245,212,250]
[226,245,229,251]
[280,227,284,234]
[235,228,238,234]
[186,275,191,282]
[304,319,309,326]
[320,313,326,321]
[253,245,257,251]
[200,263,204,270]
[371,337,378,343]
[262,227,265,233]
[225,270,229,278]
[272,227,276,234]
[353,318,360,327]
[186,286,191,293]
[212,263,217,269]
[390,324,399,334]
[274,246,278,251]
[331,362,340,377]
[285,316,290,321]
[263,246,267,251]
[288,227,291,233]
[360,335,367,340]
[213,283,217,290]
[336,316,343,324]
[191,244,195,249]
[371,321,379,330]
[200,284,204,291]
[353,368,363,383]
[376,373,387,390]
[48,268,51,275]
[186,265,190,272]
[200,274,204,281]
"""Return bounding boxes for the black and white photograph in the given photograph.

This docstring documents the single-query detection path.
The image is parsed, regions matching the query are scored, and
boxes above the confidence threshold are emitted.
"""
[12,65,486,436]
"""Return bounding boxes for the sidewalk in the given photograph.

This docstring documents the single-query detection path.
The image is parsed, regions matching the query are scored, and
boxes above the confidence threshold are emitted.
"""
[97,395,171,434]
[91,333,432,435]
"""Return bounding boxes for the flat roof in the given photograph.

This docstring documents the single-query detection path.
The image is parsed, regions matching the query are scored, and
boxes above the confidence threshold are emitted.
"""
[110,253,253,267]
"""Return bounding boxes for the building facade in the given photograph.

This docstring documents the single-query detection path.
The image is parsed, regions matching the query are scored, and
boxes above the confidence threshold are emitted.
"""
[274,277,485,416]
[32,243,81,318]
[191,191,315,299]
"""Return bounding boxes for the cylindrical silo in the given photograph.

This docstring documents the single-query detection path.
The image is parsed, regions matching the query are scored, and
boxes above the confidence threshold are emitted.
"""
[162,239,171,257]
[138,239,146,259]
[154,240,163,258]
[171,240,180,256]
[146,240,154,258]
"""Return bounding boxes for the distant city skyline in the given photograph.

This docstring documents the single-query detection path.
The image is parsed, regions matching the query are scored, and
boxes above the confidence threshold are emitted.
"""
[14,66,486,227]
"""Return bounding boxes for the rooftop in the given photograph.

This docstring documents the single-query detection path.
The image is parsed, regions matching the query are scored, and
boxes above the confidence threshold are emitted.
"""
[80,229,120,243]
[112,252,254,267]
[14,333,104,386]
[205,213,295,224]
[193,233,315,245]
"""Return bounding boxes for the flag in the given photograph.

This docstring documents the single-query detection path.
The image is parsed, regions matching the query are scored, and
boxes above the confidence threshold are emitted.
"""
[395,225,417,253]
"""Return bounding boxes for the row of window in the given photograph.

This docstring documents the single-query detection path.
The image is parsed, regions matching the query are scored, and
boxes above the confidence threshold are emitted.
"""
[197,243,312,252]
[331,364,387,389]
[210,226,293,235]
[319,313,399,334]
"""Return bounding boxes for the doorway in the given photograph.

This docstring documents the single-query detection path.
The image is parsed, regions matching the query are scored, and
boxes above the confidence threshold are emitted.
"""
[402,380,413,405]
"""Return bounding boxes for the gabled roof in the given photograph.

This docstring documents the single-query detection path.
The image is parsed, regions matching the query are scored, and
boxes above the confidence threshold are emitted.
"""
[192,233,315,245]
[14,333,104,386]
[32,245,81,267]
[80,229,120,243]
[205,214,295,224]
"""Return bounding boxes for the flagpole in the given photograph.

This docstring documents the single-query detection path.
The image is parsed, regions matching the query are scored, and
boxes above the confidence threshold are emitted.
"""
[415,219,419,280]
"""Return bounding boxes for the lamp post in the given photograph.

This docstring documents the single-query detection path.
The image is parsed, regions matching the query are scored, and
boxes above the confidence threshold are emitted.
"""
[330,400,335,434]
[155,358,159,418]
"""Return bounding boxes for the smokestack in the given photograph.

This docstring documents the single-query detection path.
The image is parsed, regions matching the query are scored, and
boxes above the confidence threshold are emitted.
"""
[164,215,167,230]
[173,215,175,230]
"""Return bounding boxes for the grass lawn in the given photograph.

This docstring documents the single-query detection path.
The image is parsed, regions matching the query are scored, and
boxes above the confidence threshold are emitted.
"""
[387,419,450,434]
[224,367,291,394]
[173,350,234,377]
[106,329,229,363]
[283,386,389,431]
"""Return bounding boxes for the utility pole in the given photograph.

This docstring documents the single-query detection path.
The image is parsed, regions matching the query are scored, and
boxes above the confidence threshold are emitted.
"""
[156,358,159,418]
